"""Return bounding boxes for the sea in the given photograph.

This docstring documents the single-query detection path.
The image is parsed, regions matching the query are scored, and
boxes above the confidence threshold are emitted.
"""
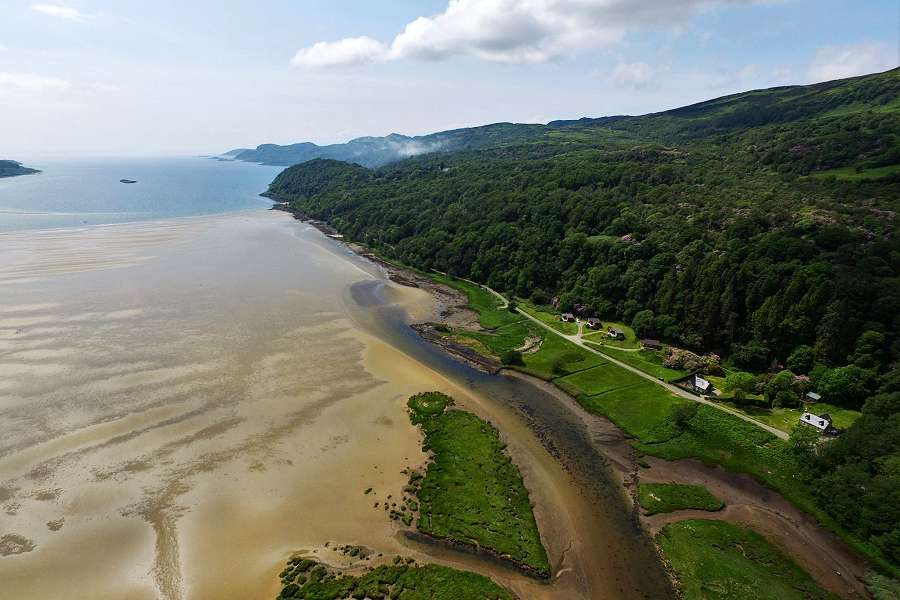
[0,157,283,232]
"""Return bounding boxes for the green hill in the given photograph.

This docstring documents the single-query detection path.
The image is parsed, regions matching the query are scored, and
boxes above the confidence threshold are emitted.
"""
[267,68,900,571]
[267,68,899,368]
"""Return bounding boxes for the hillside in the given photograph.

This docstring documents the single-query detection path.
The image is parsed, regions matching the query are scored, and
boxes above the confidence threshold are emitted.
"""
[0,160,40,178]
[235,68,900,170]
[268,68,898,368]
[228,123,550,168]
[267,68,900,571]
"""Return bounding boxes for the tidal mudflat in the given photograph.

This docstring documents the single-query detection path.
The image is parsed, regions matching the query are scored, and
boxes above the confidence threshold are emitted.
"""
[0,209,673,600]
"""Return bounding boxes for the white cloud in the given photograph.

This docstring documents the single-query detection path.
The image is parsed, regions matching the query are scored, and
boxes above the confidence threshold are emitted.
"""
[770,66,792,84]
[0,72,71,93]
[292,0,768,68]
[807,42,896,83]
[613,61,658,90]
[31,4,86,21]
[291,37,387,68]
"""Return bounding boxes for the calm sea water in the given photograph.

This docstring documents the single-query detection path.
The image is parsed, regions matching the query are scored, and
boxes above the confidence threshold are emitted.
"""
[0,157,284,232]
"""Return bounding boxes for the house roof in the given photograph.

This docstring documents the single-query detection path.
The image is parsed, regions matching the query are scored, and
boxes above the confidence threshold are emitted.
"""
[587,317,600,323]
[693,375,711,391]
[562,312,574,318]
[642,338,661,346]
[801,411,830,431]
[806,392,822,401]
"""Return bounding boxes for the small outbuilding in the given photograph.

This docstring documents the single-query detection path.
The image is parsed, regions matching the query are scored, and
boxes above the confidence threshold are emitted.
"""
[805,391,822,403]
[607,327,625,339]
[586,317,601,330]
[561,313,575,323]
[641,339,661,350]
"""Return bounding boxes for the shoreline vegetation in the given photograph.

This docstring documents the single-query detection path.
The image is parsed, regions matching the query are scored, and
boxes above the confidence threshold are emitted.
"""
[656,520,838,600]
[401,392,551,579]
[638,483,725,516]
[270,206,886,598]
[275,555,515,600]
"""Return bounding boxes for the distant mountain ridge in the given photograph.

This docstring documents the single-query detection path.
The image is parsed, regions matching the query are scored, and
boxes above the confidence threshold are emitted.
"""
[0,160,40,178]
[226,123,547,168]
[227,67,899,170]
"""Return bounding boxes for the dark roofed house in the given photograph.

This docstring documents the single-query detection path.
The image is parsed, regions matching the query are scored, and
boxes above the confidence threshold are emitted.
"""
[586,317,601,329]
[561,313,575,323]
[642,339,661,350]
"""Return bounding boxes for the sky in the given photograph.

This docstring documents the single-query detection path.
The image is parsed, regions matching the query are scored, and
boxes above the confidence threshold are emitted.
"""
[0,0,897,157]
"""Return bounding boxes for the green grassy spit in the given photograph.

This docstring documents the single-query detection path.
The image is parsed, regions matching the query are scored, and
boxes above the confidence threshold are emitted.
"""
[656,520,837,600]
[406,392,550,578]
[639,483,724,515]
[276,556,514,600]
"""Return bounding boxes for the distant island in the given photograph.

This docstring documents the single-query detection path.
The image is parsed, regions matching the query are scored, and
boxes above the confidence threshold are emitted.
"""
[119,179,138,184]
[0,160,40,178]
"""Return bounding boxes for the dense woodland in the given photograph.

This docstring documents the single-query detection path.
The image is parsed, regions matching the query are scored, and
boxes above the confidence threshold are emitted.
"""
[267,69,900,566]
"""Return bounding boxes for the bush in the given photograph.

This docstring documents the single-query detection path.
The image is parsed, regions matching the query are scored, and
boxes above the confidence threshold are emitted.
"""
[501,350,524,366]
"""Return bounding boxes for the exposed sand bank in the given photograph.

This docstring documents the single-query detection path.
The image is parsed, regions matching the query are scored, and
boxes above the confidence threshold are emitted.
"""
[0,213,434,600]
[0,210,669,600]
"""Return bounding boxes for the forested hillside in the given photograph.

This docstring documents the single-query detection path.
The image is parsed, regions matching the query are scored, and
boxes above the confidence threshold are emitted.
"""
[270,68,898,369]
[268,67,900,568]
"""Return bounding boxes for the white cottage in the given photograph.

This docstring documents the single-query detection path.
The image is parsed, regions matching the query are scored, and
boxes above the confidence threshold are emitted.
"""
[800,412,831,432]
[691,374,713,395]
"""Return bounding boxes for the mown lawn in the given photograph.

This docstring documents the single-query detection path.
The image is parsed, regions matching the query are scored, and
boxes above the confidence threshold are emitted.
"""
[554,362,644,397]
[276,558,514,600]
[520,329,605,380]
[639,483,724,515]
[578,382,689,440]
[516,300,579,335]
[656,520,837,600]
[407,392,550,577]
[712,399,862,435]
[591,345,688,382]
[581,321,640,348]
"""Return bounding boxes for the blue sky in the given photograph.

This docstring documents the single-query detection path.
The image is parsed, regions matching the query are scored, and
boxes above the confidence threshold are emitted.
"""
[1,0,897,156]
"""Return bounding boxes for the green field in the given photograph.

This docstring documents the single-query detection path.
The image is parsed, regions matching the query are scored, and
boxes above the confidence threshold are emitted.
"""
[728,402,862,434]
[275,557,514,600]
[577,381,689,440]
[639,483,724,515]
[519,328,605,379]
[592,345,688,382]
[554,362,645,396]
[407,392,550,577]
[656,520,836,600]
[709,393,862,434]
[516,300,579,335]
[581,321,640,348]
